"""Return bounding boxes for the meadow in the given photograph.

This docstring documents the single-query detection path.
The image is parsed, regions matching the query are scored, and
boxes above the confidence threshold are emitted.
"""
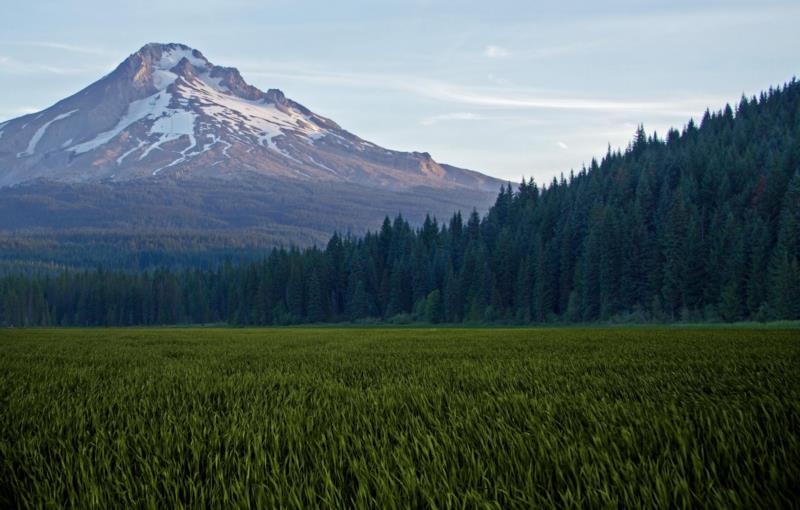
[0,327,798,508]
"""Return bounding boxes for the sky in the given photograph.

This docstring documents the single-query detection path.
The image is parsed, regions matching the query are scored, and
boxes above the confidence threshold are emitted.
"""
[1,0,798,183]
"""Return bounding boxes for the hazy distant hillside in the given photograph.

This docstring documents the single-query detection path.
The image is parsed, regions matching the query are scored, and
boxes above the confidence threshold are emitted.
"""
[0,176,499,271]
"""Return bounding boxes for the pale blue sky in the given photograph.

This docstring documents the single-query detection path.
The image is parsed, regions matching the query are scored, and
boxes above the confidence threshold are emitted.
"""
[1,0,798,182]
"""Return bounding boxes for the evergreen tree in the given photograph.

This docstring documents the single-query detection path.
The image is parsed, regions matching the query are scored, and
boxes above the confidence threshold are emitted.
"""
[2,79,799,326]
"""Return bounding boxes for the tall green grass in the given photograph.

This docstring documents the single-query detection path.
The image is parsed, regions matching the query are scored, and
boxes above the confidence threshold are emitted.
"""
[0,328,798,508]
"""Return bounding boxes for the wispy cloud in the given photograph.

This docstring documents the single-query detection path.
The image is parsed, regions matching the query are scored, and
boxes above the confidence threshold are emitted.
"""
[557,141,568,149]
[0,63,72,75]
[413,81,716,117]
[420,112,483,125]
[418,83,667,112]
[241,63,718,117]
[0,53,105,76]
[483,45,511,59]
[1,41,118,57]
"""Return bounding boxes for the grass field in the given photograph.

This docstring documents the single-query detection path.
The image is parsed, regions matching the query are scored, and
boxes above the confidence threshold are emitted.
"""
[0,328,798,508]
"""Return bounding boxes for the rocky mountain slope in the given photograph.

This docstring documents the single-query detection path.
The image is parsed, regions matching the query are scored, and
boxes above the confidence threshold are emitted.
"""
[0,43,500,193]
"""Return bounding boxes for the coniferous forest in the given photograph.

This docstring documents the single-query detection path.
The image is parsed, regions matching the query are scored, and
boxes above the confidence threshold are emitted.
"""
[2,80,799,326]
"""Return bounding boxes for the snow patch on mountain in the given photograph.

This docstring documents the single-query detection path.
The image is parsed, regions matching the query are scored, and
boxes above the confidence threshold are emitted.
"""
[150,110,196,139]
[70,92,172,154]
[307,154,339,176]
[68,54,324,169]
[19,109,78,157]
[157,47,208,70]
[116,140,146,164]
[142,108,197,164]
[179,75,328,146]
[152,70,178,90]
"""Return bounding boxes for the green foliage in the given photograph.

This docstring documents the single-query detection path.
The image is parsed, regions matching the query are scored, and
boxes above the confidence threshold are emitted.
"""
[0,327,798,508]
[2,80,800,325]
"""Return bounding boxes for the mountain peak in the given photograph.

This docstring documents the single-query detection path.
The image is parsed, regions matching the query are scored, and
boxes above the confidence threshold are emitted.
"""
[141,42,193,51]
[135,42,209,66]
[0,43,502,194]
[126,43,210,80]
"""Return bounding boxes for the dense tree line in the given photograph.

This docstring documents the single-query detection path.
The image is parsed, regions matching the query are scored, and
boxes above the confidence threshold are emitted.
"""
[2,80,799,326]
[0,229,279,275]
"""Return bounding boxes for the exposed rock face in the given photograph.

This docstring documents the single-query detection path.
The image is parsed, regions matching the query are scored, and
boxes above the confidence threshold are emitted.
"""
[0,42,502,193]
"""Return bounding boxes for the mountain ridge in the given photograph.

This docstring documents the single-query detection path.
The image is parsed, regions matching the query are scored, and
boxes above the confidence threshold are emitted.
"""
[0,42,502,192]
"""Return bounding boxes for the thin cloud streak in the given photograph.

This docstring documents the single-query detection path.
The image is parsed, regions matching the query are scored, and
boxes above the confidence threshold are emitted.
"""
[0,57,63,75]
[1,41,119,57]
[242,64,722,117]
[420,83,690,115]
[0,54,107,76]
[420,112,483,125]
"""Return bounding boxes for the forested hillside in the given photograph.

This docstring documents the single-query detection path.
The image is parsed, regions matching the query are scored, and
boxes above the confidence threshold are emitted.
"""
[0,176,498,267]
[2,79,799,325]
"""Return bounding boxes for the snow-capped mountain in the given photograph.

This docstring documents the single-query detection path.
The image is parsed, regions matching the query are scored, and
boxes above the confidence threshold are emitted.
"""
[0,43,500,191]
